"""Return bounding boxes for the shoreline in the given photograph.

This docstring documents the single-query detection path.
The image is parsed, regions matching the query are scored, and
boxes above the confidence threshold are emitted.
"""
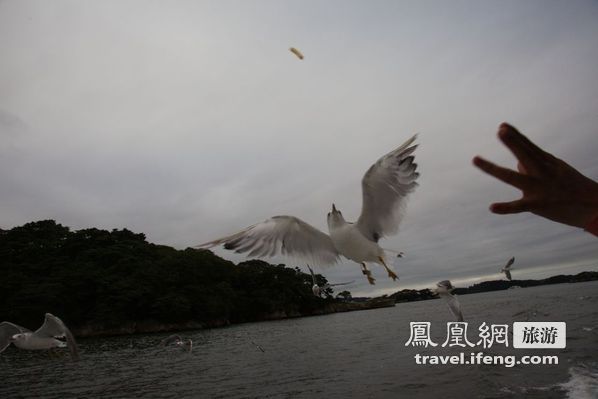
[71,273,598,338]
[72,297,396,338]
[389,270,598,303]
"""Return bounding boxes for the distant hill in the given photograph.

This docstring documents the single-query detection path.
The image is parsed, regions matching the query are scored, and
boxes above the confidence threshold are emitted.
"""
[451,271,598,295]
[390,271,598,303]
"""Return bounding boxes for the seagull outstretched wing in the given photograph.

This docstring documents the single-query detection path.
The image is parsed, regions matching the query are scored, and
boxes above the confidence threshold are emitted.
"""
[0,322,29,353]
[198,216,340,267]
[436,280,464,322]
[356,135,420,242]
[35,313,79,361]
[503,257,515,270]
[306,264,317,285]
[327,281,354,287]
[444,294,464,322]
[504,270,512,280]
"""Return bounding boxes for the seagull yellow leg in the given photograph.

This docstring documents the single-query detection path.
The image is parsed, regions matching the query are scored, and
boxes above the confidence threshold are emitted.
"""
[378,256,398,281]
[361,262,376,285]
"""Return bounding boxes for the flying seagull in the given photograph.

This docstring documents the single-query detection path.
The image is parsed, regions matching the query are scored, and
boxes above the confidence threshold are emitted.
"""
[0,313,79,361]
[435,280,464,322]
[251,340,265,353]
[500,257,515,280]
[198,135,420,285]
[306,265,353,297]
[160,334,193,352]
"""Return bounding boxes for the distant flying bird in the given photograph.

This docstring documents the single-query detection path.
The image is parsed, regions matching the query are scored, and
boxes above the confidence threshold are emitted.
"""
[0,313,79,361]
[198,135,420,285]
[160,334,193,352]
[435,280,464,322]
[500,257,515,280]
[289,47,304,60]
[251,340,265,353]
[307,264,353,297]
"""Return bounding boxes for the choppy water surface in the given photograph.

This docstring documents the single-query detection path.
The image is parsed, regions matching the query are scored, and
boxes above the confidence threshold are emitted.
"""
[2,281,598,398]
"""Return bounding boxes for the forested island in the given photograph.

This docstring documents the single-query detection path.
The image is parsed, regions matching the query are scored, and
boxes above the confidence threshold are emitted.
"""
[0,220,392,337]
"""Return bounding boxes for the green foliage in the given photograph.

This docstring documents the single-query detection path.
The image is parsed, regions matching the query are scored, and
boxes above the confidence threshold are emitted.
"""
[0,220,335,330]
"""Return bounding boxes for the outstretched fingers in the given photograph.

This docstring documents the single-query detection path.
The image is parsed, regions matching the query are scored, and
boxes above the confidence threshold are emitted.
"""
[472,156,534,190]
[490,199,530,214]
[497,123,546,170]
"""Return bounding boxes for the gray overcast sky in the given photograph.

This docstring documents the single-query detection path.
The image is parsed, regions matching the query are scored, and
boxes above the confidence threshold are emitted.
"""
[1,0,597,296]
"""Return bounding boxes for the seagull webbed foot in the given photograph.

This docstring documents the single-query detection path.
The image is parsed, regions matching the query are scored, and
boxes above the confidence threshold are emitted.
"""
[377,256,399,281]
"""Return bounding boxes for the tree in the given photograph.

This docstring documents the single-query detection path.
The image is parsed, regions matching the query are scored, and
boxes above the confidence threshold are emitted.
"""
[0,220,340,332]
[336,290,352,301]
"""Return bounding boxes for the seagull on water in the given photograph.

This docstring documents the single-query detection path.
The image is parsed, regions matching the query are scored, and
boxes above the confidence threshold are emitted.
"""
[435,280,464,322]
[198,135,420,285]
[160,334,193,352]
[500,257,515,280]
[0,313,80,361]
[307,265,353,297]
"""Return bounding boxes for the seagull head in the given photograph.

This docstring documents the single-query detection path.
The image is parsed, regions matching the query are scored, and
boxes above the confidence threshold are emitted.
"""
[11,333,26,343]
[435,280,454,294]
[327,203,346,229]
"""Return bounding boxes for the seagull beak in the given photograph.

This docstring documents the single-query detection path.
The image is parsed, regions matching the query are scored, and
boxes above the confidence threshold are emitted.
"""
[332,204,337,212]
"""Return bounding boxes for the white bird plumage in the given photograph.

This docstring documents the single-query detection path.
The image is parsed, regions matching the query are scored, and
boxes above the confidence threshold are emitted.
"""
[436,280,464,322]
[160,334,193,352]
[0,313,79,361]
[198,135,420,285]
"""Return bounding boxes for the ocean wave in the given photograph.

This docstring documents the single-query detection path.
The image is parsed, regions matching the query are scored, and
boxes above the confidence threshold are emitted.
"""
[559,363,598,399]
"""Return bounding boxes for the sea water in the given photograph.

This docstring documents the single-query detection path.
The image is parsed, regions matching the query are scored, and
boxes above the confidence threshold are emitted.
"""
[2,281,597,398]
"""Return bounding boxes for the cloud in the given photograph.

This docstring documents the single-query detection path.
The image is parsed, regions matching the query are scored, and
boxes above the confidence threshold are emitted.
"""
[1,0,597,295]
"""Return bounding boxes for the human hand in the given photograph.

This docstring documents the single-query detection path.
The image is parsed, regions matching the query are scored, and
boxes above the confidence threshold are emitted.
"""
[473,123,598,229]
